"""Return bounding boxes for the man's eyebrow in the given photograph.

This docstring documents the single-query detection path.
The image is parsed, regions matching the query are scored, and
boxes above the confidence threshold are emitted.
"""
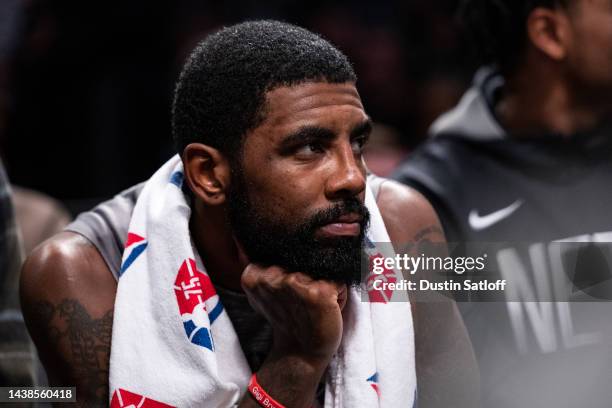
[277,119,373,153]
[278,126,336,151]
[350,119,373,139]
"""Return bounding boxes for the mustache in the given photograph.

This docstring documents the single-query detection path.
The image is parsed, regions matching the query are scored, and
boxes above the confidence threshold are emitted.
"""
[308,198,370,229]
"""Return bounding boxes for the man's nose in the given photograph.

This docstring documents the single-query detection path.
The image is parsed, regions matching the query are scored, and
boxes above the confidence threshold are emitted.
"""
[325,144,366,200]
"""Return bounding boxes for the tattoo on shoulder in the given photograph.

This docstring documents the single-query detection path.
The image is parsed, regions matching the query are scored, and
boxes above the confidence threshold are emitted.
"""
[33,299,112,406]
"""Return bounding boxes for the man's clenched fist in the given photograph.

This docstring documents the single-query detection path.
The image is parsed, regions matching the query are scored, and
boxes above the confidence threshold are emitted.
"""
[241,264,347,364]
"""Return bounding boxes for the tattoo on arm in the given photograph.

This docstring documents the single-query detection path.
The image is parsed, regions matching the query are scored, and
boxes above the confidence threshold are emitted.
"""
[397,225,445,255]
[33,300,112,407]
[413,225,444,243]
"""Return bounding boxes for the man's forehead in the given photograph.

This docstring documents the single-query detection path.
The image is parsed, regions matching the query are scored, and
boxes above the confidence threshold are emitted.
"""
[572,0,612,12]
[262,81,365,123]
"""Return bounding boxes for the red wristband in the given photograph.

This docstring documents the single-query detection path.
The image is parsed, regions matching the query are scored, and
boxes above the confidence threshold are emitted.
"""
[248,373,286,408]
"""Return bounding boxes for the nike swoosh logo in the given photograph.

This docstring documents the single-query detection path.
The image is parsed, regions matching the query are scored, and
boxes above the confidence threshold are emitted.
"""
[468,200,524,231]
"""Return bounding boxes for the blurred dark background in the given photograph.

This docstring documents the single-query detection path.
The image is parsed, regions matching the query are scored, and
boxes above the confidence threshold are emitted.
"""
[0,0,476,215]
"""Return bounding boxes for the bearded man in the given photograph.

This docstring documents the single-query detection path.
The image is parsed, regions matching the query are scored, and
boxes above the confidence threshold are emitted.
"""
[21,21,477,407]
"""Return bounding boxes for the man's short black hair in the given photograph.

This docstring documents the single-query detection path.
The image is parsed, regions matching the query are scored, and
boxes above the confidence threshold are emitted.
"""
[458,0,569,74]
[172,20,357,158]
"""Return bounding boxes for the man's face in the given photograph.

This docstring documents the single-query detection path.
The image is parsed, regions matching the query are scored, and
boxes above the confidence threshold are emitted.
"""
[227,82,371,286]
[565,0,612,101]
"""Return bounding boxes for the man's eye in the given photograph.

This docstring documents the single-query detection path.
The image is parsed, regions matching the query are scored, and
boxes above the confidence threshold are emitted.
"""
[351,136,368,154]
[296,142,325,156]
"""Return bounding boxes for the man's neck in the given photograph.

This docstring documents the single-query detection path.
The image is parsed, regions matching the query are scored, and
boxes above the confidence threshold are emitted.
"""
[189,199,248,292]
[496,58,611,136]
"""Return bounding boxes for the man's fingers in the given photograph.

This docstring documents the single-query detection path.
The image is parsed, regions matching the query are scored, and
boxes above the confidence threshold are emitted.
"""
[282,271,313,289]
[239,264,345,362]
[243,265,345,295]
[242,264,347,311]
[241,264,284,291]
[240,264,259,292]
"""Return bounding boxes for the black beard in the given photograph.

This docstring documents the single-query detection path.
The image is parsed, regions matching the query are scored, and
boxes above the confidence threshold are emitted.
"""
[226,168,370,287]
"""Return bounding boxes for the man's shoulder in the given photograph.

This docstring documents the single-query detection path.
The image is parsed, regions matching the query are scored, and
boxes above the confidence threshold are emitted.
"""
[391,136,508,240]
[24,232,105,277]
[20,232,116,400]
[21,231,117,315]
[375,178,445,244]
[65,182,143,279]
[374,177,480,407]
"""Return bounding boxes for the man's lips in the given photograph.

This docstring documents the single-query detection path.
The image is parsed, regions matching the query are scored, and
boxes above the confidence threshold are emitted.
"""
[317,214,363,237]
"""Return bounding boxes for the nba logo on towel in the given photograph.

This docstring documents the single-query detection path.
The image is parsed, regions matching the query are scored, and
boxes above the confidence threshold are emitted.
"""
[169,170,184,188]
[367,373,381,397]
[174,258,224,351]
[119,233,148,276]
[110,389,174,408]
[366,253,397,303]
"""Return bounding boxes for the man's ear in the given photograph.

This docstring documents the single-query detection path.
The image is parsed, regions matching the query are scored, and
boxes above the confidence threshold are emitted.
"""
[527,6,572,62]
[182,143,231,206]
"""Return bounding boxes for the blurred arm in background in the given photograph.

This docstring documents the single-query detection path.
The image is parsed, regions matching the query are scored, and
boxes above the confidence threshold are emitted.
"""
[0,159,37,388]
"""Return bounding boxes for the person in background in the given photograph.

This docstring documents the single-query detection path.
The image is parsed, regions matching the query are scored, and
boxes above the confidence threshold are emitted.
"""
[393,0,612,407]
[0,159,37,388]
[12,186,71,255]
[362,123,410,177]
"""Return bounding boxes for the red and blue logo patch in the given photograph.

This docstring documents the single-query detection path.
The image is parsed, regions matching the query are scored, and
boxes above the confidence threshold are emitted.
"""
[364,238,397,303]
[119,233,148,277]
[169,171,184,188]
[110,389,174,408]
[366,252,397,303]
[174,258,224,351]
[367,372,380,397]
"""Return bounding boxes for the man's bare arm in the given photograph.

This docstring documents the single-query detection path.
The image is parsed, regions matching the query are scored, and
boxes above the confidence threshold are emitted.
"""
[377,179,480,408]
[20,232,117,407]
[238,265,345,408]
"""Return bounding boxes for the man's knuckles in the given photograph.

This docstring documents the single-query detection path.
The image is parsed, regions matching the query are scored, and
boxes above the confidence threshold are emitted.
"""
[242,264,284,289]
[240,265,259,291]
[242,265,343,308]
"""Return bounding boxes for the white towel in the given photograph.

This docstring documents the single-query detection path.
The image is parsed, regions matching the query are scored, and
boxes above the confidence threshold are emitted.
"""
[109,155,416,407]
